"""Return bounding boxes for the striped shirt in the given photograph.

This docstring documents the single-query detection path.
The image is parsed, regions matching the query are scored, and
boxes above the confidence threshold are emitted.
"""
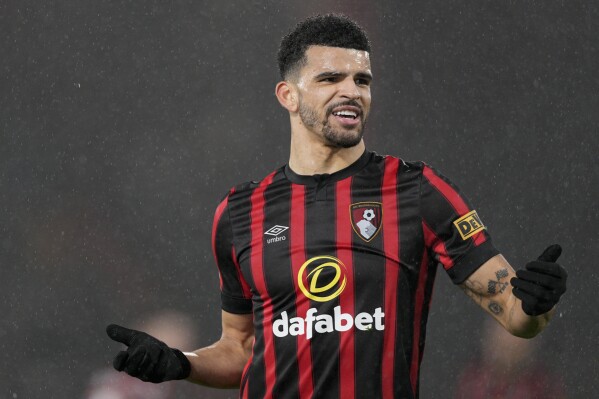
[211,150,499,399]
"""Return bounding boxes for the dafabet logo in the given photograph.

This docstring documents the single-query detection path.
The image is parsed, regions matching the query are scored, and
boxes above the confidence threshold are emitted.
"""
[273,255,385,339]
[298,255,347,302]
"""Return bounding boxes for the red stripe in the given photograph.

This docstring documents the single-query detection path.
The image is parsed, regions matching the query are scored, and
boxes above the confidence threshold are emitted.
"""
[381,157,400,399]
[336,177,355,399]
[248,172,277,399]
[240,352,253,399]
[211,190,231,290]
[290,184,314,399]
[422,221,454,270]
[410,247,430,394]
[422,166,486,246]
[232,245,252,298]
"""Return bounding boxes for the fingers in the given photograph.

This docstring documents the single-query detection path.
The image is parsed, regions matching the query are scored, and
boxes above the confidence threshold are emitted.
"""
[115,347,156,379]
[510,277,560,302]
[106,324,138,346]
[511,286,538,307]
[516,269,566,292]
[537,244,562,263]
[137,353,155,382]
[124,348,150,376]
[525,261,568,279]
[512,287,551,316]
[113,350,129,371]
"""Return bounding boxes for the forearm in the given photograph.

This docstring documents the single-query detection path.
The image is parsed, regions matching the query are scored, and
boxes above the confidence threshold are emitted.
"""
[463,280,553,338]
[461,254,559,338]
[185,335,252,388]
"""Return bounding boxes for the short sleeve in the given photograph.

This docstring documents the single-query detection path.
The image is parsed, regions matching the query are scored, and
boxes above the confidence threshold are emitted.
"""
[212,191,253,314]
[420,164,500,284]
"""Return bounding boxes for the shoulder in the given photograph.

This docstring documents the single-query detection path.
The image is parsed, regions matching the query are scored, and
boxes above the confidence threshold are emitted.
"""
[372,152,428,175]
[222,166,285,202]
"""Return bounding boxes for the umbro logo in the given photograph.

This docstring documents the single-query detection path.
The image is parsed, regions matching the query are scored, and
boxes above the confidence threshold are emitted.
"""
[265,225,289,236]
[265,225,289,244]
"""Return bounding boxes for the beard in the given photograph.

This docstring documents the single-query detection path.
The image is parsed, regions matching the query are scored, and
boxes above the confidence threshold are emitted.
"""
[298,100,366,148]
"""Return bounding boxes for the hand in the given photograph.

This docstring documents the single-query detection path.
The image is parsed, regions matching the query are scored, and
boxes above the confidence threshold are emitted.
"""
[511,244,568,316]
[106,324,191,383]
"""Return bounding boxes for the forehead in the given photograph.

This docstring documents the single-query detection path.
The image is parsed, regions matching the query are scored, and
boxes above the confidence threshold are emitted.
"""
[301,45,371,76]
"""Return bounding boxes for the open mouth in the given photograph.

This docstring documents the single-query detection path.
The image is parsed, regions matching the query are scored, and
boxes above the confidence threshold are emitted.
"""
[332,110,359,120]
[329,106,362,126]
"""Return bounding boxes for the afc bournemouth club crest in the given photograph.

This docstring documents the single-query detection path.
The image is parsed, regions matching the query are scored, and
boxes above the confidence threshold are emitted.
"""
[350,202,383,242]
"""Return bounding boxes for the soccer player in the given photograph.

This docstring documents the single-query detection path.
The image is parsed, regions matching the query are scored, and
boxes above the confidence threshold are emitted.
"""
[106,14,567,399]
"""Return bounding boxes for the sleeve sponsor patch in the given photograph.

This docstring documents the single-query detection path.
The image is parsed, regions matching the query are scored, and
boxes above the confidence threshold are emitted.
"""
[453,210,486,240]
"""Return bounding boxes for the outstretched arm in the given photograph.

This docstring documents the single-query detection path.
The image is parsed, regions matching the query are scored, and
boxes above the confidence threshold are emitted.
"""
[107,310,254,388]
[459,245,567,338]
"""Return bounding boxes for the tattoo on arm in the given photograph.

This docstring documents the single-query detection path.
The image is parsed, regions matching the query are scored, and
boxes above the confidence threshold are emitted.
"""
[487,268,509,295]
[462,268,511,317]
[488,301,503,315]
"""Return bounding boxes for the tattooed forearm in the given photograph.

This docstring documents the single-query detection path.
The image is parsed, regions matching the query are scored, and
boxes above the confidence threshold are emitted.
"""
[461,267,512,318]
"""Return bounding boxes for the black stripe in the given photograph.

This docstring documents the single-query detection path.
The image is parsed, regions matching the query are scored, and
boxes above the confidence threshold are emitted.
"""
[396,161,423,399]
[351,159,385,399]
[305,182,340,399]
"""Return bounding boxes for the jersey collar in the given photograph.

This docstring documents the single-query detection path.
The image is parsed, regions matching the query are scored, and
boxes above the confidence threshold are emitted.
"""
[284,150,372,186]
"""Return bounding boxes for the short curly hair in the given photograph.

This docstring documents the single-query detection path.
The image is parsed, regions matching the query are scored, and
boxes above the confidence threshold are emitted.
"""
[277,14,371,80]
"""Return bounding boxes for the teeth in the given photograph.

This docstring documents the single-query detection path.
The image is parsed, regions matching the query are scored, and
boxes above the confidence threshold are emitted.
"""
[333,110,358,118]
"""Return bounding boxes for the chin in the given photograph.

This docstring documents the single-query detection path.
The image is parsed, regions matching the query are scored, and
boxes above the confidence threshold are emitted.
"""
[323,127,364,148]
[325,134,363,148]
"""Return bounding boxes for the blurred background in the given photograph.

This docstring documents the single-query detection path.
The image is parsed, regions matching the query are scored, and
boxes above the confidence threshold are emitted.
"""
[1,1,597,398]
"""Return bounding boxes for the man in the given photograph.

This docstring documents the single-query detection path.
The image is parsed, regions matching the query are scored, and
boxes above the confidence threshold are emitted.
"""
[106,14,567,399]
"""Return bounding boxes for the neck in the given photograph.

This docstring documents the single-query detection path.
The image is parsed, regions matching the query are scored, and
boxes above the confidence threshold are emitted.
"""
[288,129,366,176]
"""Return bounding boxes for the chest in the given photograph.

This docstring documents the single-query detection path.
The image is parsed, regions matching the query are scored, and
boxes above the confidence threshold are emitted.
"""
[229,178,423,303]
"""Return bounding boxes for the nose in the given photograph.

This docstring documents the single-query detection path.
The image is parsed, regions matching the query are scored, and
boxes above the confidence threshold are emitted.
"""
[338,78,361,100]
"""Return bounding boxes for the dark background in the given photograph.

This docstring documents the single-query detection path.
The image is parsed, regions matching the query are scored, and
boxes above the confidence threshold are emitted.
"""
[2,1,597,398]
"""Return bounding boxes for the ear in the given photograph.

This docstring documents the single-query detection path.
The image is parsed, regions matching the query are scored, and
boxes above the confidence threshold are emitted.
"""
[275,81,298,113]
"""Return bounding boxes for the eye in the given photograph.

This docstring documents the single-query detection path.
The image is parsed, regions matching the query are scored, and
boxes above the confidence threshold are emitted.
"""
[355,78,371,86]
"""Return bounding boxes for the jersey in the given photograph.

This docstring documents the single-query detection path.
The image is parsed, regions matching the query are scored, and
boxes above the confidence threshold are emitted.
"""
[211,151,499,399]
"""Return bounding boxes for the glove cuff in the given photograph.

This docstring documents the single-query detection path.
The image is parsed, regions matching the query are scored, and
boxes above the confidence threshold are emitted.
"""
[172,348,192,379]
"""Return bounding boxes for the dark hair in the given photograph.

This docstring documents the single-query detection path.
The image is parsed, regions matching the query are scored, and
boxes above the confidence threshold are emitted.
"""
[277,14,371,80]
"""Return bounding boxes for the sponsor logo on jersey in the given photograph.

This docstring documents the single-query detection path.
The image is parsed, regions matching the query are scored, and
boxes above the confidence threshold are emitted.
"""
[272,255,386,339]
[264,225,289,244]
[350,202,382,242]
[298,255,347,302]
[273,305,385,340]
[453,210,486,240]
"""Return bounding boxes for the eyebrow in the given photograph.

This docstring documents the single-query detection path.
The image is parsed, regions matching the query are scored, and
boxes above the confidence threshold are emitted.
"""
[314,71,373,81]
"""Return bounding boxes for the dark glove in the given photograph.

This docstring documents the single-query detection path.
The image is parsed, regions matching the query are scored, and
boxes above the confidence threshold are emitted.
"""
[510,244,567,316]
[106,324,191,383]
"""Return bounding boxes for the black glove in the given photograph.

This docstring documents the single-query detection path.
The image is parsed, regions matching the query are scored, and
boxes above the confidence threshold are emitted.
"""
[510,244,568,316]
[106,324,191,383]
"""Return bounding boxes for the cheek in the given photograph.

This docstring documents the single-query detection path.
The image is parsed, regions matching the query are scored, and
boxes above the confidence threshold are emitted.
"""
[300,87,331,107]
[315,87,336,105]
[362,92,372,112]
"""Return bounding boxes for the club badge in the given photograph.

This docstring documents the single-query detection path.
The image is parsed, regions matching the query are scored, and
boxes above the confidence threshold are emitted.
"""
[350,202,383,242]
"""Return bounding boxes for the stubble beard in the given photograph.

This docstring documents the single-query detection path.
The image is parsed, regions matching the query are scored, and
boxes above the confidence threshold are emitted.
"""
[298,101,366,149]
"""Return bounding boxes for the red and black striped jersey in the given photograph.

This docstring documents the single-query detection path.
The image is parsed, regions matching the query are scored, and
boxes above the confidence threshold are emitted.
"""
[211,151,499,399]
